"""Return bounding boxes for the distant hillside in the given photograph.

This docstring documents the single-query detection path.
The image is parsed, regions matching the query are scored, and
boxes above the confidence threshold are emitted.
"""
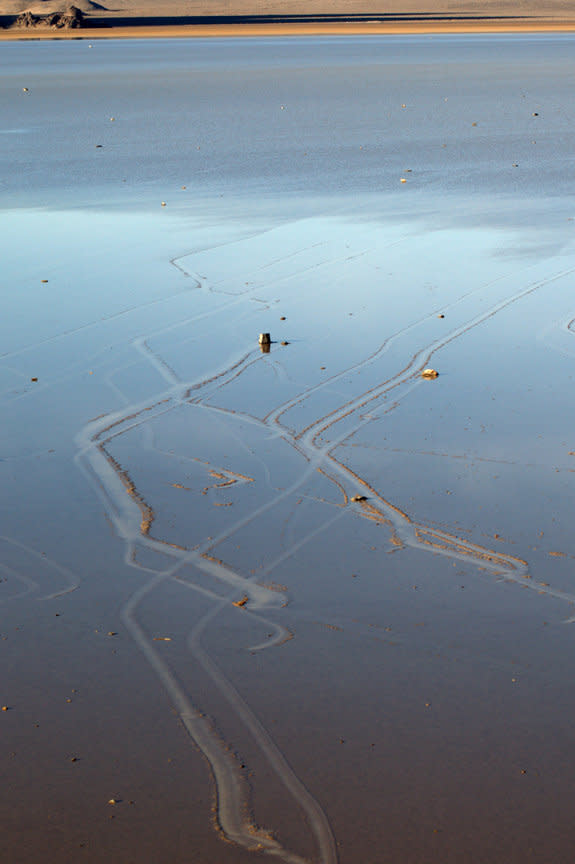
[3,0,575,15]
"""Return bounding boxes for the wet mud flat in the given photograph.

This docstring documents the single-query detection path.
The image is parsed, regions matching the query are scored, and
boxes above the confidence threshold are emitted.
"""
[2,34,575,864]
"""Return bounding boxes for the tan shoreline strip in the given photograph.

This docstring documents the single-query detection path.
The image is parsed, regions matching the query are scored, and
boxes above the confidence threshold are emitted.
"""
[1,19,575,39]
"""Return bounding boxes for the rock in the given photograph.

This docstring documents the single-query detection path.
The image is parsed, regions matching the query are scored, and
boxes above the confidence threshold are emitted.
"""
[258,333,271,345]
[351,494,367,503]
[13,7,85,29]
[233,596,248,607]
[421,368,439,379]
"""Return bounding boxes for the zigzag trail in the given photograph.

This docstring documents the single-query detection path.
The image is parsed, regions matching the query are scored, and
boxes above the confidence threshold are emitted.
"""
[75,230,575,864]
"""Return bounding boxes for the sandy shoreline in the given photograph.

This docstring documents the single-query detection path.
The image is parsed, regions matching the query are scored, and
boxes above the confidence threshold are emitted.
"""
[1,17,575,39]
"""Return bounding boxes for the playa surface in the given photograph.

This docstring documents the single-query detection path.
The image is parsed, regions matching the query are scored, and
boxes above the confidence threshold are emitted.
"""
[2,34,575,864]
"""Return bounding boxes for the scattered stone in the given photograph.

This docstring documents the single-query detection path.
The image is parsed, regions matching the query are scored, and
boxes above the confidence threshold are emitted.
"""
[280,341,289,346]
[280,316,286,320]
[258,333,271,345]
[437,313,445,318]
[30,377,38,382]
[532,112,539,116]
[351,494,367,503]
[400,178,407,183]
[95,144,103,148]
[22,87,29,92]
[421,368,439,379]
[233,596,248,608]
[1,705,9,711]
[161,201,166,207]
[41,279,48,283]
[107,631,117,637]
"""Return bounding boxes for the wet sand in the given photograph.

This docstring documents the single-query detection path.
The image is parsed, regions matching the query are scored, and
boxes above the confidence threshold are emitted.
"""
[2,34,575,864]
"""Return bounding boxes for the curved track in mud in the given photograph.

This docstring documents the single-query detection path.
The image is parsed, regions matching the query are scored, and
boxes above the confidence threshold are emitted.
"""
[75,226,575,864]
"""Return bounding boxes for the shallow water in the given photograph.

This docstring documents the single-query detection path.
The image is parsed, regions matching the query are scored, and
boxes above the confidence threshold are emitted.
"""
[2,34,575,864]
